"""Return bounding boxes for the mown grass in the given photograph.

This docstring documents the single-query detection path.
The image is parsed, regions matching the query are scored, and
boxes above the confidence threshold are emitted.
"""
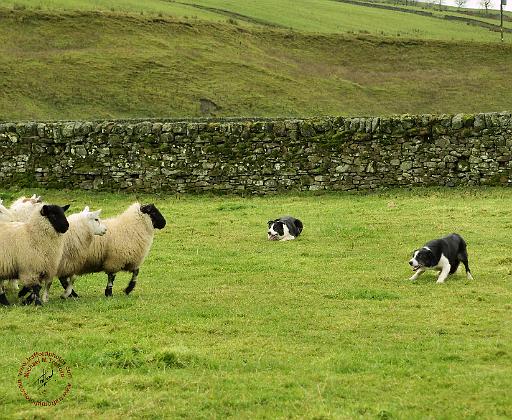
[1,8,512,121]
[0,188,511,418]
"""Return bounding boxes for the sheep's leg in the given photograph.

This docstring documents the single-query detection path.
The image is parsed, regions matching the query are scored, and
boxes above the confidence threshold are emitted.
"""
[22,286,38,306]
[0,282,9,306]
[59,277,68,291]
[105,273,116,297]
[41,280,51,303]
[69,276,79,298]
[18,286,31,298]
[124,268,139,295]
[0,292,9,306]
[60,276,79,298]
[22,292,35,305]
[58,277,78,298]
[32,284,43,306]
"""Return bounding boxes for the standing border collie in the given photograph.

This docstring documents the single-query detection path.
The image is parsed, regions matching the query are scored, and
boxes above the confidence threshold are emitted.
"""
[267,216,303,241]
[409,233,473,283]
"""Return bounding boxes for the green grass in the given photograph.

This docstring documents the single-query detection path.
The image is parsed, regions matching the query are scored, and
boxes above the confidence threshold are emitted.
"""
[2,8,512,121]
[177,0,510,39]
[6,0,226,21]
[6,0,512,38]
[1,188,511,418]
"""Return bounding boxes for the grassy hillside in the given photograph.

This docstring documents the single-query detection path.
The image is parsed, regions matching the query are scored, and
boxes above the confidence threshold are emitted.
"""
[1,8,512,121]
[177,0,512,37]
[1,188,511,418]
[5,0,511,39]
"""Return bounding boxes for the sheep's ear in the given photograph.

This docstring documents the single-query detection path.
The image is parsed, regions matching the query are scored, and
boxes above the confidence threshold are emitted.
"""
[0,199,3,205]
[62,204,70,212]
[83,206,90,213]
[30,194,37,200]
[91,209,102,218]
[41,205,48,216]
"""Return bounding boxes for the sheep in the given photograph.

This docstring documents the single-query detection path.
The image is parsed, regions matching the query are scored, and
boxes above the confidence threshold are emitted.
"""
[59,203,166,298]
[9,194,43,221]
[0,195,43,291]
[0,199,14,222]
[37,206,107,303]
[0,204,70,306]
[0,200,14,295]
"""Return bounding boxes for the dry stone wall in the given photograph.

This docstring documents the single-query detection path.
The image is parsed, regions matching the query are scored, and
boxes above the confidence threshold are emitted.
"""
[0,112,511,193]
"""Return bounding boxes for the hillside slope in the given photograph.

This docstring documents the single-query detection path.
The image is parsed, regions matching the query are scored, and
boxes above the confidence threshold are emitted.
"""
[1,9,512,120]
[4,0,511,41]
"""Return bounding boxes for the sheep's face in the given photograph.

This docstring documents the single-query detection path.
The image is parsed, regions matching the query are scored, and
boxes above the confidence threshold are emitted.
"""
[82,207,107,236]
[141,204,166,229]
[41,204,70,234]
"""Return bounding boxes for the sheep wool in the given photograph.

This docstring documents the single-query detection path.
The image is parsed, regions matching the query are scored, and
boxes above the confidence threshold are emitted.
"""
[9,194,43,222]
[62,202,165,298]
[0,199,13,222]
[0,204,69,305]
[42,207,107,302]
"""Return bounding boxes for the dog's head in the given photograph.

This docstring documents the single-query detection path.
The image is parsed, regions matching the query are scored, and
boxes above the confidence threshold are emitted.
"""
[267,220,285,241]
[409,248,435,271]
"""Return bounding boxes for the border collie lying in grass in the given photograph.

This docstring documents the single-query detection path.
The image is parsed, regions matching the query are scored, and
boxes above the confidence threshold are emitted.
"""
[267,216,303,241]
[409,233,473,283]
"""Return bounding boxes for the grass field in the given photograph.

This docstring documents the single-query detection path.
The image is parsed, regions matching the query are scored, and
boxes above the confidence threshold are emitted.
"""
[5,0,512,35]
[1,188,511,418]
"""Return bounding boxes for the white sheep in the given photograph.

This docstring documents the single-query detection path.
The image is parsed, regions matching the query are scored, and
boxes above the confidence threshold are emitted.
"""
[0,204,70,306]
[0,199,14,222]
[1,195,43,291]
[9,194,43,221]
[60,203,166,298]
[39,206,107,303]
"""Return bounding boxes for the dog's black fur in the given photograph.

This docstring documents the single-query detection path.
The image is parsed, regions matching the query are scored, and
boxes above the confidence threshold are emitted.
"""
[409,233,472,281]
[267,216,303,241]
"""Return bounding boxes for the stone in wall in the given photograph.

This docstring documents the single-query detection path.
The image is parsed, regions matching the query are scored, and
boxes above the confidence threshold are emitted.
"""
[0,112,511,193]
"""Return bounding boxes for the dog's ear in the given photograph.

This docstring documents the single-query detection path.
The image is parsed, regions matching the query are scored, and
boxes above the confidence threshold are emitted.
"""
[425,249,437,267]
[267,220,274,228]
[411,249,418,257]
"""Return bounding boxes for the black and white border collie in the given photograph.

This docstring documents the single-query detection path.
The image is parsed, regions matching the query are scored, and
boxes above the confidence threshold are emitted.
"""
[267,216,303,241]
[409,233,473,283]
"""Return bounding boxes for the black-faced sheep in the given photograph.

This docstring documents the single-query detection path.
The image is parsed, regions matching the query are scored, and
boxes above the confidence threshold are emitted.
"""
[0,204,70,306]
[60,203,166,298]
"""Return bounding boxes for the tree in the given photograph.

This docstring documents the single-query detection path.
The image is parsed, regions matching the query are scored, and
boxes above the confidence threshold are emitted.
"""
[456,0,467,9]
[480,0,493,13]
